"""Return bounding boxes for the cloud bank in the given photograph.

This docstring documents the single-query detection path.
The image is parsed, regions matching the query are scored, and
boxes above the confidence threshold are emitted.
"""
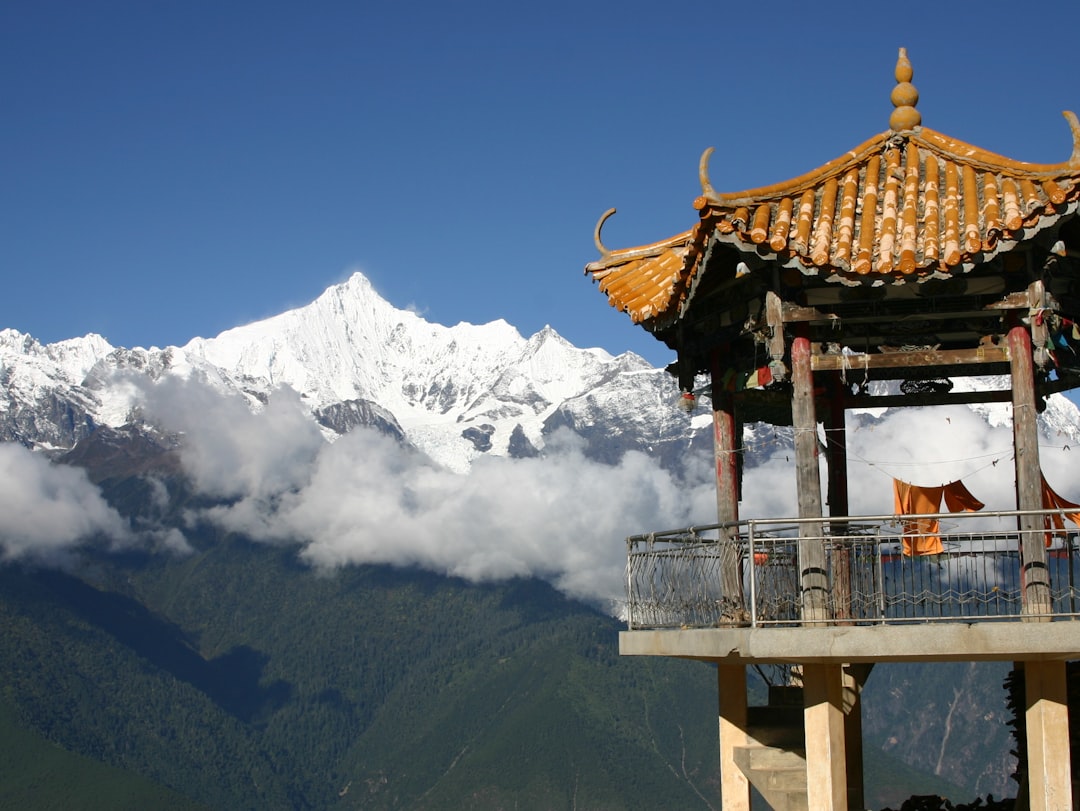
[5,371,1078,608]
[138,378,716,604]
[0,443,131,563]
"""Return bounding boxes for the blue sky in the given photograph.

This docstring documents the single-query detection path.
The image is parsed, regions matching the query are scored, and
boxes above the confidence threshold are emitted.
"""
[4,1,1080,370]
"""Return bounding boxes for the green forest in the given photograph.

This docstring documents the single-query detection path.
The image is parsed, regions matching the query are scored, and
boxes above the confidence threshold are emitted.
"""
[0,474,1015,810]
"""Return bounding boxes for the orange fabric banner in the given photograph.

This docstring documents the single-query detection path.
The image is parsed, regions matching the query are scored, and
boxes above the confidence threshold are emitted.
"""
[942,479,985,512]
[1041,476,1080,546]
[893,479,985,556]
[893,481,944,556]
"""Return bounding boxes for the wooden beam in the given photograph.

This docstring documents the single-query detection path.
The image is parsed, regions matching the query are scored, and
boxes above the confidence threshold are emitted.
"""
[987,291,1035,310]
[782,303,837,324]
[838,388,1013,410]
[782,290,1031,325]
[1040,374,1080,397]
[811,346,1009,372]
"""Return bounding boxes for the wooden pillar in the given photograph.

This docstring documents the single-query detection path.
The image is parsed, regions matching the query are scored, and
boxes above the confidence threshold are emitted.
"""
[718,664,751,811]
[803,663,848,811]
[824,373,851,621]
[1009,319,1051,615]
[791,329,828,622]
[824,373,849,520]
[711,350,744,619]
[1024,660,1073,811]
[712,353,740,527]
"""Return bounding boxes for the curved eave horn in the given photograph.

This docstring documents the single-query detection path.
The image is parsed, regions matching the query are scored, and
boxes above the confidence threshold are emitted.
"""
[699,146,717,198]
[594,207,616,257]
[1066,111,1080,166]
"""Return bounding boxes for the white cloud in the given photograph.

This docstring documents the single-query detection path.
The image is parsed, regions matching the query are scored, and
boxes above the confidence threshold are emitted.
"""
[139,376,325,500]
[0,443,134,563]
[844,404,1019,516]
[135,376,715,604]
[137,375,1080,605]
[196,426,714,604]
[24,371,1070,606]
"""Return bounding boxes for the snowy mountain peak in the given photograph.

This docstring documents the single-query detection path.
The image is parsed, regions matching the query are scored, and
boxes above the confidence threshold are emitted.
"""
[0,328,115,375]
[4,271,1078,478]
[0,271,687,471]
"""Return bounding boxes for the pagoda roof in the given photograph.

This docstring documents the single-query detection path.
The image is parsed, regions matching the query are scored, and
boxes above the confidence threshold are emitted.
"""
[586,49,1080,328]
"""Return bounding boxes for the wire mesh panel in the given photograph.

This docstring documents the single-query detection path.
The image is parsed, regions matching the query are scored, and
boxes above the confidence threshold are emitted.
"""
[624,514,1080,629]
[1049,541,1080,613]
[825,534,883,622]
[746,533,800,626]
[626,536,743,629]
[876,539,1022,621]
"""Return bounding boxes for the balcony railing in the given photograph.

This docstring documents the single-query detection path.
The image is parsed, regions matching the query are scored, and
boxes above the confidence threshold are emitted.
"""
[624,510,1080,630]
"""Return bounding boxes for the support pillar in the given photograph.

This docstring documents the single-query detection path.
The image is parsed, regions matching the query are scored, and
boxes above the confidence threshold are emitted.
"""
[712,369,740,527]
[718,664,751,811]
[804,663,848,811]
[711,350,744,620]
[825,373,851,621]
[1008,319,1051,616]
[1024,660,1073,811]
[791,329,828,622]
[842,665,868,811]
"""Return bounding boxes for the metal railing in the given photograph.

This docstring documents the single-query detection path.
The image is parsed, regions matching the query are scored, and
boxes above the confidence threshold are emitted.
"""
[624,510,1080,630]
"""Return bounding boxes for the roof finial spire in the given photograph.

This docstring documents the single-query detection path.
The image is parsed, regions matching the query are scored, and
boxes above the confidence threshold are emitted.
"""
[889,47,921,132]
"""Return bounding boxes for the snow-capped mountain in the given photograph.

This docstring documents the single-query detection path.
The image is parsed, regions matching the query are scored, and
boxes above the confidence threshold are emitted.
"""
[4,271,1080,480]
[0,273,703,472]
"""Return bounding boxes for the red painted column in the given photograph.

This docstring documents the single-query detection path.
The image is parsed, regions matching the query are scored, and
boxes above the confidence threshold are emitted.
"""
[712,387,740,526]
[710,349,744,620]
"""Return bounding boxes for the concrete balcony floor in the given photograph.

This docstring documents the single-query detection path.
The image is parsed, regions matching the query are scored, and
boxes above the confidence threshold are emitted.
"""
[620,619,1080,664]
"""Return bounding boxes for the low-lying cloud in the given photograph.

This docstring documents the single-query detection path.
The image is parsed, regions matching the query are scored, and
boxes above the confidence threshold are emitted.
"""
[138,377,716,604]
[0,443,152,563]
[5,371,1078,608]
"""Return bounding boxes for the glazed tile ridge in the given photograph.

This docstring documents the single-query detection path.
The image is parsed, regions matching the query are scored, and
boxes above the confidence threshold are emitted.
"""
[698,119,1080,277]
[586,113,1080,326]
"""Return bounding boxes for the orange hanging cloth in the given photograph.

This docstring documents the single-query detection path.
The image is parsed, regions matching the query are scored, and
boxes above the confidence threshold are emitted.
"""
[1040,475,1080,546]
[942,479,985,513]
[893,479,985,556]
[893,481,945,555]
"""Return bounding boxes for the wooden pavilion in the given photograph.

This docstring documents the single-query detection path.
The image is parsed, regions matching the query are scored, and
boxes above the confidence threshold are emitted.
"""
[585,49,1080,811]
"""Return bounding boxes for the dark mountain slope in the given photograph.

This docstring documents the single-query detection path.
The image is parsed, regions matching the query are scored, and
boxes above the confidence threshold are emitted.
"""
[0,698,210,811]
[0,523,723,810]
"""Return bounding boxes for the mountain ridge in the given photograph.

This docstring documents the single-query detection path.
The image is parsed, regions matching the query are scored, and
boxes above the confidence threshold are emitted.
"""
[0,271,693,473]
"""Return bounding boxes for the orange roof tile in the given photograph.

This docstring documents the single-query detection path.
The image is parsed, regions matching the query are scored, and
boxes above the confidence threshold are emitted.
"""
[586,49,1080,327]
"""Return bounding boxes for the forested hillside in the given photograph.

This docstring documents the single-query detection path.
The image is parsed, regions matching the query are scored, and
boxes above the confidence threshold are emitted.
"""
[0,468,1017,810]
[0,518,725,810]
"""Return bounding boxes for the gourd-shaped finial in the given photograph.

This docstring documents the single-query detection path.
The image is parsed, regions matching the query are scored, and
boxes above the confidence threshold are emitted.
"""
[889,47,921,132]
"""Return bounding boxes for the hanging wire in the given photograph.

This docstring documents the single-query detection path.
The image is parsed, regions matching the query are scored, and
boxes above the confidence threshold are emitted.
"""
[709,423,1077,480]
[815,430,1014,484]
